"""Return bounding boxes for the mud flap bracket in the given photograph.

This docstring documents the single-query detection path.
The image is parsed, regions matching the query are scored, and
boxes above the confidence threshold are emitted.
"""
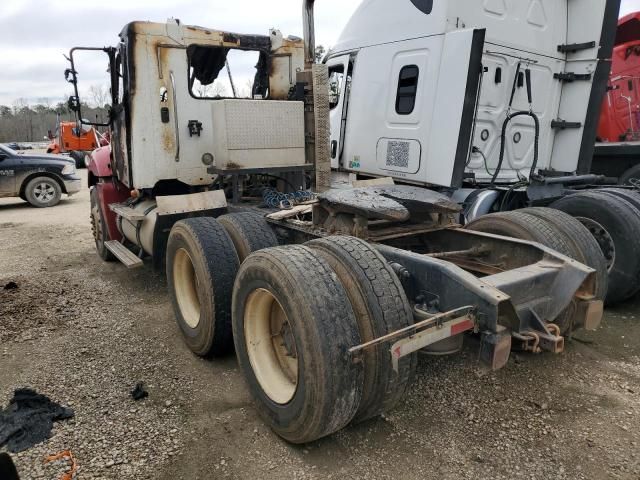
[389,314,476,372]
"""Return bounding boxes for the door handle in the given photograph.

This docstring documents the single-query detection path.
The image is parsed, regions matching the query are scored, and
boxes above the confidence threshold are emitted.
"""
[331,140,338,159]
[170,71,180,162]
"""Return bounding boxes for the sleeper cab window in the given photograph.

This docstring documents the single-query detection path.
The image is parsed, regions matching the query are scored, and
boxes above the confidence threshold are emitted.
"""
[395,65,419,115]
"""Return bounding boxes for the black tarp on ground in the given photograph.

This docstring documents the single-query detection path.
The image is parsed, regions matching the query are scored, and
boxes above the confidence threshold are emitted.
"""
[0,388,74,453]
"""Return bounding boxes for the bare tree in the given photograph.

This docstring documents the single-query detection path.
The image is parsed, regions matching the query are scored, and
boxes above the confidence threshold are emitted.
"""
[196,82,228,98]
[315,45,326,64]
[12,98,29,115]
[0,99,109,143]
[37,97,53,109]
[88,85,110,108]
[243,78,254,98]
[235,79,254,99]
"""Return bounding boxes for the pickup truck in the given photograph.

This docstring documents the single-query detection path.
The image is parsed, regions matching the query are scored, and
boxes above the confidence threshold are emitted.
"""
[0,144,81,207]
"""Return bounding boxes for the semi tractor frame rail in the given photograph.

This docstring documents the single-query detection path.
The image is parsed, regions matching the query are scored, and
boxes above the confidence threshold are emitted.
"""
[344,233,602,372]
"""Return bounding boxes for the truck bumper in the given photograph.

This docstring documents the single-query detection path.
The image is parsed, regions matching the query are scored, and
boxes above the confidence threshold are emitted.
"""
[63,177,82,196]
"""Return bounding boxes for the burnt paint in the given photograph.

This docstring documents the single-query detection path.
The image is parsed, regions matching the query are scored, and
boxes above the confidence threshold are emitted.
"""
[186,37,272,99]
[111,27,136,187]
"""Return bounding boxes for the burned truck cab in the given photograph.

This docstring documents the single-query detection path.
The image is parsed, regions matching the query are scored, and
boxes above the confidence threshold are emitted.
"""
[68,19,307,195]
[67,20,312,269]
[112,20,306,193]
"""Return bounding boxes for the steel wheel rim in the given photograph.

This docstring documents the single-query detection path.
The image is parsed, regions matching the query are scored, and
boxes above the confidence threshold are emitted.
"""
[577,217,616,272]
[244,288,298,405]
[173,248,201,329]
[34,182,55,203]
[91,201,104,247]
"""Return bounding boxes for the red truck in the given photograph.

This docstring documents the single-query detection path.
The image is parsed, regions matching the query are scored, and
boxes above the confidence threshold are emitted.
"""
[592,12,640,183]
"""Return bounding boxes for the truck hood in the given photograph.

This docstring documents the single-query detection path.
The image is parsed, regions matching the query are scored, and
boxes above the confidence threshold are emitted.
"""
[17,152,75,164]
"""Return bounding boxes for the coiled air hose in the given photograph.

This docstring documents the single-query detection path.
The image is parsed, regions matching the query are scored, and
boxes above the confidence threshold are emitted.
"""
[262,188,316,209]
[490,66,540,185]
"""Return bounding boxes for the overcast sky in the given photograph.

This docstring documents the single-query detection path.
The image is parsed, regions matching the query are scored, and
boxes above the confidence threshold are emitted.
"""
[1,0,639,107]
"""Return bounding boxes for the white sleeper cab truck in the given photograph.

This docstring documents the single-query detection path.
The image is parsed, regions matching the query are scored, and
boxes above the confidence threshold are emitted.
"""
[325,0,640,306]
[70,1,606,444]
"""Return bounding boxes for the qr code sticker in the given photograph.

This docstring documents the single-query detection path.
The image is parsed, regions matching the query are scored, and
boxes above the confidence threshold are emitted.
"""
[386,141,410,168]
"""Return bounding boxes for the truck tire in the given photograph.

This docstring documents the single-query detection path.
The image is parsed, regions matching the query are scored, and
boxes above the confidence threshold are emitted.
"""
[465,211,578,333]
[307,236,416,423]
[465,211,576,257]
[520,207,608,301]
[218,212,279,262]
[70,150,86,169]
[232,246,363,443]
[24,176,62,208]
[595,188,640,211]
[618,164,640,186]
[90,187,115,261]
[167,218,239,357]
[551,191,640,304]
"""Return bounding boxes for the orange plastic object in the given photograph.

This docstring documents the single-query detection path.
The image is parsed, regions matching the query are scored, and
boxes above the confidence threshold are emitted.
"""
[44,450,77,480]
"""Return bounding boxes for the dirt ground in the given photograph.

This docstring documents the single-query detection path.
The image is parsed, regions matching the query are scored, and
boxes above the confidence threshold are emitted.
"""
[1,171,640,479]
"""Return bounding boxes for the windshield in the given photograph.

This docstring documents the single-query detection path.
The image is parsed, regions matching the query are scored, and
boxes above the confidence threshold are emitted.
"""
[0,144,16,156]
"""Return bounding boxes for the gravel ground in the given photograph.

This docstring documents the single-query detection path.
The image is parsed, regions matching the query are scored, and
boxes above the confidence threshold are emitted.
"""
[1,171,640,479]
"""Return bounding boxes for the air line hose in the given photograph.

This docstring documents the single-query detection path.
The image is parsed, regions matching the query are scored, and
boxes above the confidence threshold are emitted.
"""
[490,66,540,185]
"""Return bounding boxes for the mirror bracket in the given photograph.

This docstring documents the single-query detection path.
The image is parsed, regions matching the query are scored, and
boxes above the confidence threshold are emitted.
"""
[68,96,80,113]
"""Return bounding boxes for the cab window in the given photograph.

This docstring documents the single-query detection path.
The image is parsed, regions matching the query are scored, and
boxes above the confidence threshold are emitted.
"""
[395,65,419,115]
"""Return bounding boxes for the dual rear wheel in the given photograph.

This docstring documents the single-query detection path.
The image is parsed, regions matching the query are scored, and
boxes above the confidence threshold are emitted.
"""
[166,213,416,443]
[467,189,640,308]
[550,190,640,305]
[466,207,608,333]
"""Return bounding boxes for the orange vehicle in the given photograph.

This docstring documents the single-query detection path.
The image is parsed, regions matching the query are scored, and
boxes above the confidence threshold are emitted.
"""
[46,121,102,167]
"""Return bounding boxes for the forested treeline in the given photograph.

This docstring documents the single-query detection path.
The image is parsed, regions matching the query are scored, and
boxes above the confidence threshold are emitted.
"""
[0,101,109,143]
[0,86,110,143]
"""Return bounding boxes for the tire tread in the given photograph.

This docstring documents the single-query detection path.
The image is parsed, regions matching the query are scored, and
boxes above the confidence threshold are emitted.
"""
[307,236,416,422]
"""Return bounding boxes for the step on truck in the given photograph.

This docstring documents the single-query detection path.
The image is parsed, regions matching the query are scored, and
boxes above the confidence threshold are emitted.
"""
[70,1,603,443]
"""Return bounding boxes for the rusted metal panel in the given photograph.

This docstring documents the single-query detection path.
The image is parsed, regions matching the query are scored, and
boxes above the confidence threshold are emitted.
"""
[573,299,604,331]
[155,190,227,215]
[317,185,461,223]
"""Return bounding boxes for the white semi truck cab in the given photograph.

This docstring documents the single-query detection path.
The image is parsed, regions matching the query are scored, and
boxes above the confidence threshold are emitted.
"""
[325,0,640,308]
[326,0,620,187]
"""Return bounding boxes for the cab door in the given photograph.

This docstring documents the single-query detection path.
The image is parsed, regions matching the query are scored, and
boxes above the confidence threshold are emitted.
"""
[0,149,17,196]
[327,55,351,169]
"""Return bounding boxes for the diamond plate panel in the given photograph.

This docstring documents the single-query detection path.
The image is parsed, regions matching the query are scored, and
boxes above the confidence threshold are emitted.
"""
[222,100,305,150]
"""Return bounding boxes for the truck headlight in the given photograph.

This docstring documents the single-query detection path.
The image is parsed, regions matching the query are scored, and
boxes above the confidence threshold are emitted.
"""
[62,163,76,175]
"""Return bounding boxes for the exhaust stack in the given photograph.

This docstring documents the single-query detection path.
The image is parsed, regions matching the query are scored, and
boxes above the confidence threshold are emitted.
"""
[300,0,330,192]
[303,0,316,67]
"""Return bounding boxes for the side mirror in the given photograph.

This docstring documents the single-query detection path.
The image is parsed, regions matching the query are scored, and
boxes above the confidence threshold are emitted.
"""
[64,68,77,84]
[68,96,80,113]
[0,154,7,161]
